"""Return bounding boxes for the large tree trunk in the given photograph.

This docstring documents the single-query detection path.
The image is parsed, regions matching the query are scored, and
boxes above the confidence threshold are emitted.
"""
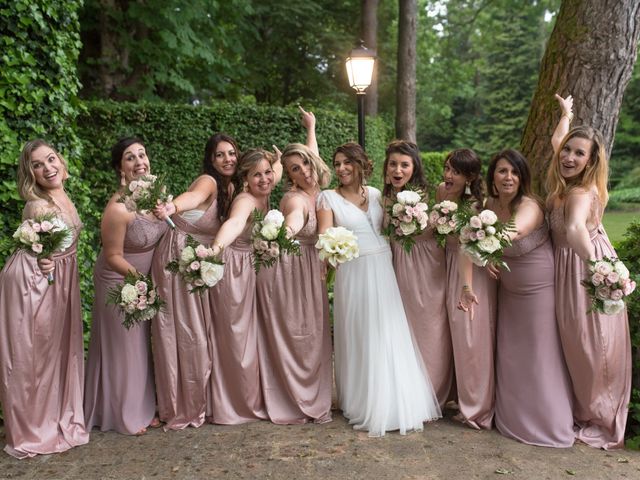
[396,0,417,142]
[361,0,378,116]
[520,0,640,193]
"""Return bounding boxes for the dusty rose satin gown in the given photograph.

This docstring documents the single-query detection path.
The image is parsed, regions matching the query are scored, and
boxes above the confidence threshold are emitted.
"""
[0,201,88,458]
[84,214,168,435]
[495,223,574,447]
[550,193,631,449]
[445,235,497,429]
[207,222,267,424]
[392,229,453,409]
[256,191,332,424]
[151,184,221,430]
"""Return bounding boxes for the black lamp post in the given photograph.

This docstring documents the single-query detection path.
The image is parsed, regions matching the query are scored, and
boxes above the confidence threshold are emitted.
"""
[345,41,376,149]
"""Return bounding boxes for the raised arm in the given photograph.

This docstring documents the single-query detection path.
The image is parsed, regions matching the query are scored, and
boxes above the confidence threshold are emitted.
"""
[551,94,574,155]
[299,105,319,156]
[316,205,335,234]
[211,194,255,256]
[155,175,217,220]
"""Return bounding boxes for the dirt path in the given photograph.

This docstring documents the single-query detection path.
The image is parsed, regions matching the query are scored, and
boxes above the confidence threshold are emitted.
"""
[2,415,639,480]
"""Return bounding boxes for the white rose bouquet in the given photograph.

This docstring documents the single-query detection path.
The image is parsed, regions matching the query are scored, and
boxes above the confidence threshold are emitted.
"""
[429,200,460,248]
[581,257,636,315]
[165,235,224,294]
[251,209,300,273]
[382,189,429,253]
[315,226,359,284]
[10,213,74,284]
[456,207,514,270]
[106,272,165,329]
[118,173,176,228]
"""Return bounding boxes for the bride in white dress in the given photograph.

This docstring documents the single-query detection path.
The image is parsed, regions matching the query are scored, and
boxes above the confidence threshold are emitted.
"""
[317,142,441,437]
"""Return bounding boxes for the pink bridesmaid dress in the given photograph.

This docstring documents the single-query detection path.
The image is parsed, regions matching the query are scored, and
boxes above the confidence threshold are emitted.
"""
[151,186,221,430]
[392,229,453,409]
[495,223,574,447]
[0,201,88,458]
[550,193,631,449]
[256,191,332,424]
[84,214,168,435]
[445,235,497,429]
[207,222,267,424]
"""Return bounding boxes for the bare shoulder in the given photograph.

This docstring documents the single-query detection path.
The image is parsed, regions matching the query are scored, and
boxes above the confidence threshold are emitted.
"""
[23,198,52,219]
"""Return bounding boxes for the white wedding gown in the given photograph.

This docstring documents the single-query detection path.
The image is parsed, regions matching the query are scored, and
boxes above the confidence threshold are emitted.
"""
[318,187,441,436]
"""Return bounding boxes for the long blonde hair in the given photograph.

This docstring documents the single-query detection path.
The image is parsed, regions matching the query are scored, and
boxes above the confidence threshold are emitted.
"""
[545,126,609,207]
[17,139,69,202]
[281,143,331,191]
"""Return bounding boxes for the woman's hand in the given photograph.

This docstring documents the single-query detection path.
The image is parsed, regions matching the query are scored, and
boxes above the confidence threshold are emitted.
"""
[153,202,175,221]
[299,105,316,131]
[37,257,55,276]
[457,286,479,320]
[487,263,501,280]
[554,93,573,118]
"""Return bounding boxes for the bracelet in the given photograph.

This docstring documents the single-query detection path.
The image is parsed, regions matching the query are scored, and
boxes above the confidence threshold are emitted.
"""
[215,242,224,252]
[561,111,574,122]
[462,285,472,292]
[172,201,179,214]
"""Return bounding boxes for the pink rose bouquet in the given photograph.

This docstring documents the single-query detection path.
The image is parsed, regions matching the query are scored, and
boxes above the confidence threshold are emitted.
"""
[251,209,300,273]
[106,272,165,329]
[429,200,460,248]
[456,208,514,271]
[581,257,636,315]
[119,173,176,228]
[383,189,429,252]
[165,235,224,294]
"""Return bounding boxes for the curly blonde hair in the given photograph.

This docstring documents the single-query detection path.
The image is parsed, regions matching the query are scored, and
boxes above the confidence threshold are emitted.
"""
[281,143,331,191]
[545,126,609,207]
[17,139,69,202]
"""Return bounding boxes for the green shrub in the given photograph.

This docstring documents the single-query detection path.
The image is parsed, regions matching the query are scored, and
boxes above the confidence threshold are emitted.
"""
[609,187,640,205]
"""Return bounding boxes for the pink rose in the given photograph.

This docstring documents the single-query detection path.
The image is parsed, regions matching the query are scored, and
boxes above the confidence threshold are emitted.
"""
[610,289,624,301]
[606,272,619,284]
[31,243,43,254]
[469,216,482,229]
[469,231,478,241]
[591,272,604,286]
[148,290,156,303]
[194,278,205,287]
[437,216,447,225]
[441,207,449,215]
[475,229,486,240]
[595,261,613,276]
[137,296,148,310]
[135,280,148,295]
[623,280,636,296]
[32,223,42,232]
[190,261,201,271]
[595,286,611,300]
[429,211,439,224]
[40,221,53,232]
[267,244,280,258]
[195,244,209,258]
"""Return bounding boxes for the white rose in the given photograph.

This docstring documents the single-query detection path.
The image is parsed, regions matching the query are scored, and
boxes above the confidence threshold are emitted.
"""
[263,209,285,227]
[399,222,417,236]
[397,190,421,205]
[392,203,405,217]
[436,224,453,235]
[603,299,624,315]
[478,209,498,226]
[180,246,196,263]
[485,225,496,236]
[477,236,501,253]
[121,284,138,303]
[614,261,630,280]
[260,222,280,240]
[14,223,40,245]
[469,216,482,229]
[200,261,224,287]
[440,200,457,212]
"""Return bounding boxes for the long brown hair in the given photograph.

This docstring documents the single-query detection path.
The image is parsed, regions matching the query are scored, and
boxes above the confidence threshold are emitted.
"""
[382,140,428,198]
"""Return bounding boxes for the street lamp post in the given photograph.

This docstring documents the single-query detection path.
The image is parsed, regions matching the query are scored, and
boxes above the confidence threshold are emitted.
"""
[345,41,376,149]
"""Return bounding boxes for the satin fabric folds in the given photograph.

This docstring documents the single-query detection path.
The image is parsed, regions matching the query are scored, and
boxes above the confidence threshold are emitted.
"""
[550,196,631,450]
[151,195,220,430]
[84,215,167,435]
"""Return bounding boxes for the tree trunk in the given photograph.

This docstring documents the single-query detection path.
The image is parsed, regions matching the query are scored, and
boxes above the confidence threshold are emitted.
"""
[396,0,417,142]
[361,0,378,116]
[520,0,640,193]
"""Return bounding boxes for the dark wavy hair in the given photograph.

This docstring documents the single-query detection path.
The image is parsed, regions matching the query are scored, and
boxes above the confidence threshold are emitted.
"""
[111,136,145,180]
[382,140,428,198]
[445,148,484,205]
[202,133,242,220]
[487,149,537,211]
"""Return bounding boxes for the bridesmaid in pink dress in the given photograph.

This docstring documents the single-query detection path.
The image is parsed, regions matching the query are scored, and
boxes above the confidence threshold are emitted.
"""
[84,137,168,435]
[546,95,631,449]
[256,142,333,424]
[0,140,89,458]
[207,149,281,424]
[150,134,239,430]
[438,149,497,429]
[382,140,452,409]
[482,149,574,447]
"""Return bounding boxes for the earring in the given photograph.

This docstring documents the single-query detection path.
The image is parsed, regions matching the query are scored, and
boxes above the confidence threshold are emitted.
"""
[243,181,248,192]
[464,182,471,195]
[120,171,126,187]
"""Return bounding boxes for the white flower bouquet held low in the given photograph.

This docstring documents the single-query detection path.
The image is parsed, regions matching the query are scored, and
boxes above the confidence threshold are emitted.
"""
[429,200,460,248]
[106,272,165,329]
[315,226,359,284]
[118,174,176,228]
[456,207,515,271]
[251,209,300,273]
[581,257,636,315]
[10,213,74,284]
[165,235,224,294]
[383,189,429,253]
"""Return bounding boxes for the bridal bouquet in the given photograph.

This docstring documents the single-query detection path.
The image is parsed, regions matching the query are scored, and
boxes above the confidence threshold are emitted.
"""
[106,272,164,329]
[457,208,514,270]
[383,189,429,253]
[119,174,176,228]
[429,200,460,248]
[165,235,224,294]
[251,209,300,273]
[315,226,359,284]
[11,213,74,284]
[581,257,636,315]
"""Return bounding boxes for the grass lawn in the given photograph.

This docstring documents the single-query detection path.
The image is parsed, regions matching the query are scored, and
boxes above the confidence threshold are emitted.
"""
[603,210,639,244]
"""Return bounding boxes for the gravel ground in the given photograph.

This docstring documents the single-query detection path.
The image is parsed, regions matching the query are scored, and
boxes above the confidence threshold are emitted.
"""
[1,413,639,480]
